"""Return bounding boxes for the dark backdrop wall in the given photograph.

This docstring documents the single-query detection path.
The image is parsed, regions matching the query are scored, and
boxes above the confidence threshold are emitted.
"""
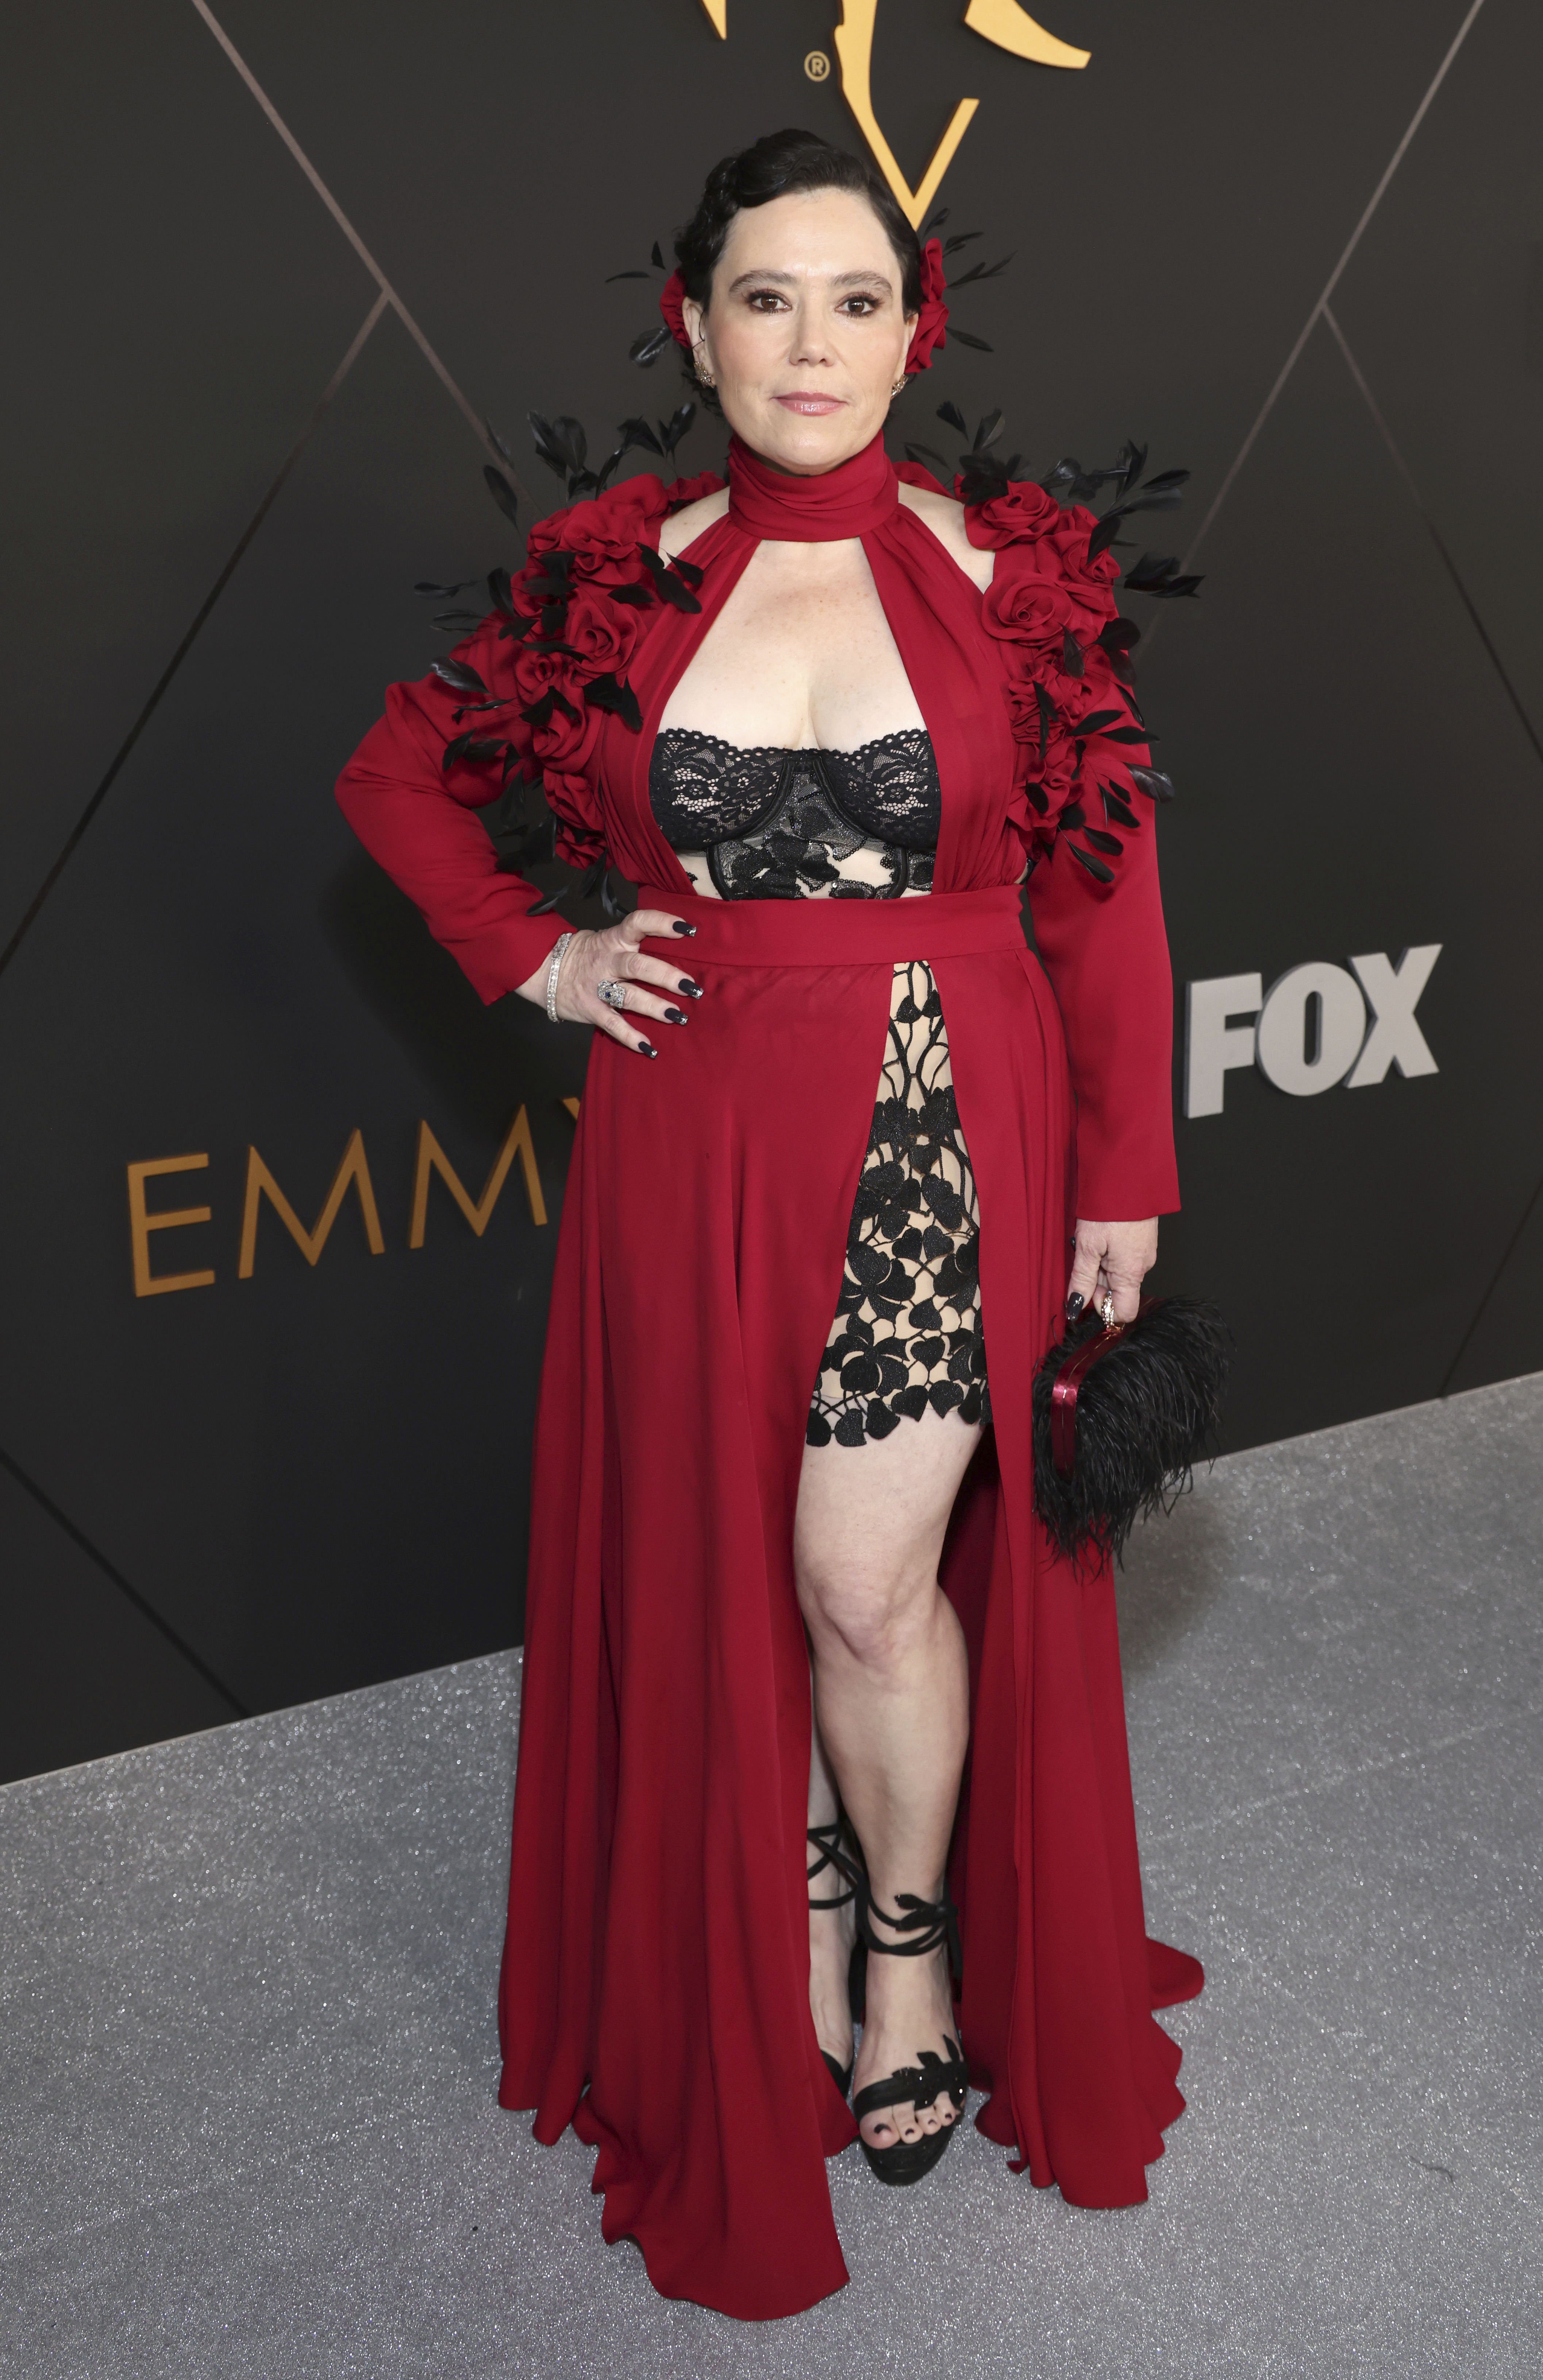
[4,0,1540,1786]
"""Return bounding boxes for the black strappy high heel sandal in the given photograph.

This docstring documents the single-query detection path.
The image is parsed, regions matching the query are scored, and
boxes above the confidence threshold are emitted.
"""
[806,1814,868,2096]
[851,1884,968,2185]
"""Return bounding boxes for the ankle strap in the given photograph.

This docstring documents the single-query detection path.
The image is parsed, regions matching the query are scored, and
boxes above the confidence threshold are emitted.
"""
[859,1884,962,1977]
[807,1815,864,1911]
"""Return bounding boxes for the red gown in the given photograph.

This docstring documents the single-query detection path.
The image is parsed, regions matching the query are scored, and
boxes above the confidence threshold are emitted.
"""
[336,432,1202,2321]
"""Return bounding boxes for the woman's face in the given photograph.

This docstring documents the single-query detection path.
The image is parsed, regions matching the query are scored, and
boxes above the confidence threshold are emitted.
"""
[683,187,916,476]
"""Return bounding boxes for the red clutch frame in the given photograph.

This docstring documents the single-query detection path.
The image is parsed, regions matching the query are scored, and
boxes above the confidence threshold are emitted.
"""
[1049,1294,1165,1480]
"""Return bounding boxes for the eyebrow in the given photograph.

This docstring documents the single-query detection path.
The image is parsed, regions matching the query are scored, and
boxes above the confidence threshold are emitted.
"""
[724,267,894,294]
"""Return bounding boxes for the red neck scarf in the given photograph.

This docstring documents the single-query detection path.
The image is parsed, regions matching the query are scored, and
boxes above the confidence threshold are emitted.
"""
[726,431,900,543]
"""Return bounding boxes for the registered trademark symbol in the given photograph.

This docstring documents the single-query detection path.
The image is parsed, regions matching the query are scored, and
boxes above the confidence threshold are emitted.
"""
[804,49,830,80]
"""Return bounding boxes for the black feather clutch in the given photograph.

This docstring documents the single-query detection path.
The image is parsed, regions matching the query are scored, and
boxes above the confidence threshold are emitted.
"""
[1031,1296,1232,1567]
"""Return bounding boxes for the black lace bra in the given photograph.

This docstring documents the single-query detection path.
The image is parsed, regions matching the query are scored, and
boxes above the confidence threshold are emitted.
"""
[649,726,940,901]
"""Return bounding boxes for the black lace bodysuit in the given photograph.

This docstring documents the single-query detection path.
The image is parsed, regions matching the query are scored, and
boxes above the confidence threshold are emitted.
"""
[649,728,990,1447]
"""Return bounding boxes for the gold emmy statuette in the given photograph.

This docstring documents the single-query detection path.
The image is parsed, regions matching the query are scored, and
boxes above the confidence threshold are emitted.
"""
[962,0,1088,70]
[832,0,1089,230]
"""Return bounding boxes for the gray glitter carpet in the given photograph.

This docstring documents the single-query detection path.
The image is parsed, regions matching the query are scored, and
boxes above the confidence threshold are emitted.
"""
[3,1376,1541,2379]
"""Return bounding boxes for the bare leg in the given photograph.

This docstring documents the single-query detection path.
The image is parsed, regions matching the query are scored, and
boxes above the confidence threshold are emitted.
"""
[806,1710,858,2076]
[796,1406,977,2149]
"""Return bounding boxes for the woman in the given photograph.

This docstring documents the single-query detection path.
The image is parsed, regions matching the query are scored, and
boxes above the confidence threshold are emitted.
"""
[336,129,1201,2320]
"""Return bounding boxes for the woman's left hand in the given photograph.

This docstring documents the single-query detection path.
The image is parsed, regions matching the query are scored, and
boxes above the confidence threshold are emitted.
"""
[1067,1218,1158,1325]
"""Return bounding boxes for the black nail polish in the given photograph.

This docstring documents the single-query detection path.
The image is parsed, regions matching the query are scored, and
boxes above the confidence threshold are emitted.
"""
[1065,1291,1086,1320]
[638,1039,657,1057]
[671,921,696,937]
[677,978,702,997]
[664,1007,686,1025]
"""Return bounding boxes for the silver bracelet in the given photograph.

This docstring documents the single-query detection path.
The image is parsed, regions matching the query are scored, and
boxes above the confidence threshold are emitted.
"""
[544,932,574,1025]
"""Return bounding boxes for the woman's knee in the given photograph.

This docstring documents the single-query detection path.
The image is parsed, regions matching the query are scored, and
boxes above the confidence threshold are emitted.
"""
[796,1550,931,1668]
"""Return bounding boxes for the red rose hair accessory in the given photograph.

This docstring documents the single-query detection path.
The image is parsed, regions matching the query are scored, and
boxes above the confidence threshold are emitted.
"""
[905,238,949,374]
[659,270,692,353]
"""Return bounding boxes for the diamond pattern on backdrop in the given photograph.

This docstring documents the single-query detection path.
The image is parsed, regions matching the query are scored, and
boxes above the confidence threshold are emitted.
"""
[1,0,1538,1778]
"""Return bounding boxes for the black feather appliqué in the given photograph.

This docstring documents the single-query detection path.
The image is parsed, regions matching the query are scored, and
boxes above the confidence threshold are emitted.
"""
[1031,1296,1232,1568]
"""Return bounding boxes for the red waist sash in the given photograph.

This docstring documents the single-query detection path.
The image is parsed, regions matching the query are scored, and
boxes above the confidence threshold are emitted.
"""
[635,883,1027,969]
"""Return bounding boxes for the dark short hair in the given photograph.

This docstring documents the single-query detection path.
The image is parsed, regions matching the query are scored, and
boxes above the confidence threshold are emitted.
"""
[674,129,922,318]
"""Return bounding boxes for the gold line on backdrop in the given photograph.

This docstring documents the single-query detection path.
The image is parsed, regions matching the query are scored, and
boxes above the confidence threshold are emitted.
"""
[1176,0,1492,570]
[186,0,531,500]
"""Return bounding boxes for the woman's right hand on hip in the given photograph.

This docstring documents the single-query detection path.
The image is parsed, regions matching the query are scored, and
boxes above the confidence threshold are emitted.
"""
[520,910,702,1056]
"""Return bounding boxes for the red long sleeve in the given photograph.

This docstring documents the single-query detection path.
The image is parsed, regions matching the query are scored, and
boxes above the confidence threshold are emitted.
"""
[961,486,1181,1221]
[335,612,567,1005]
[1026,802,1179,1219]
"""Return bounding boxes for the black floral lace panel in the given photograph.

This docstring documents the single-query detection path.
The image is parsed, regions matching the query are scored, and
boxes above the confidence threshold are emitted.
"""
[649,727,940,901]
[647,732,980,1445]
[807,963,989,1449]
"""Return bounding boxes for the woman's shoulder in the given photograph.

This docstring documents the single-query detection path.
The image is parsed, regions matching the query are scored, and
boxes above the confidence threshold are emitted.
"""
[658,480,731,562]
[896,474,993,591]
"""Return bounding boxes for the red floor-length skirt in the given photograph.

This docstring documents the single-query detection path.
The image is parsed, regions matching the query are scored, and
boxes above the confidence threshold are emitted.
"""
[496,886,1201,2319]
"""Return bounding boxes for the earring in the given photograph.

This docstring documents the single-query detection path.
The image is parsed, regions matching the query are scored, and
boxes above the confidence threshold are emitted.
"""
[693,340,716,392]
[890,373,907,395]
